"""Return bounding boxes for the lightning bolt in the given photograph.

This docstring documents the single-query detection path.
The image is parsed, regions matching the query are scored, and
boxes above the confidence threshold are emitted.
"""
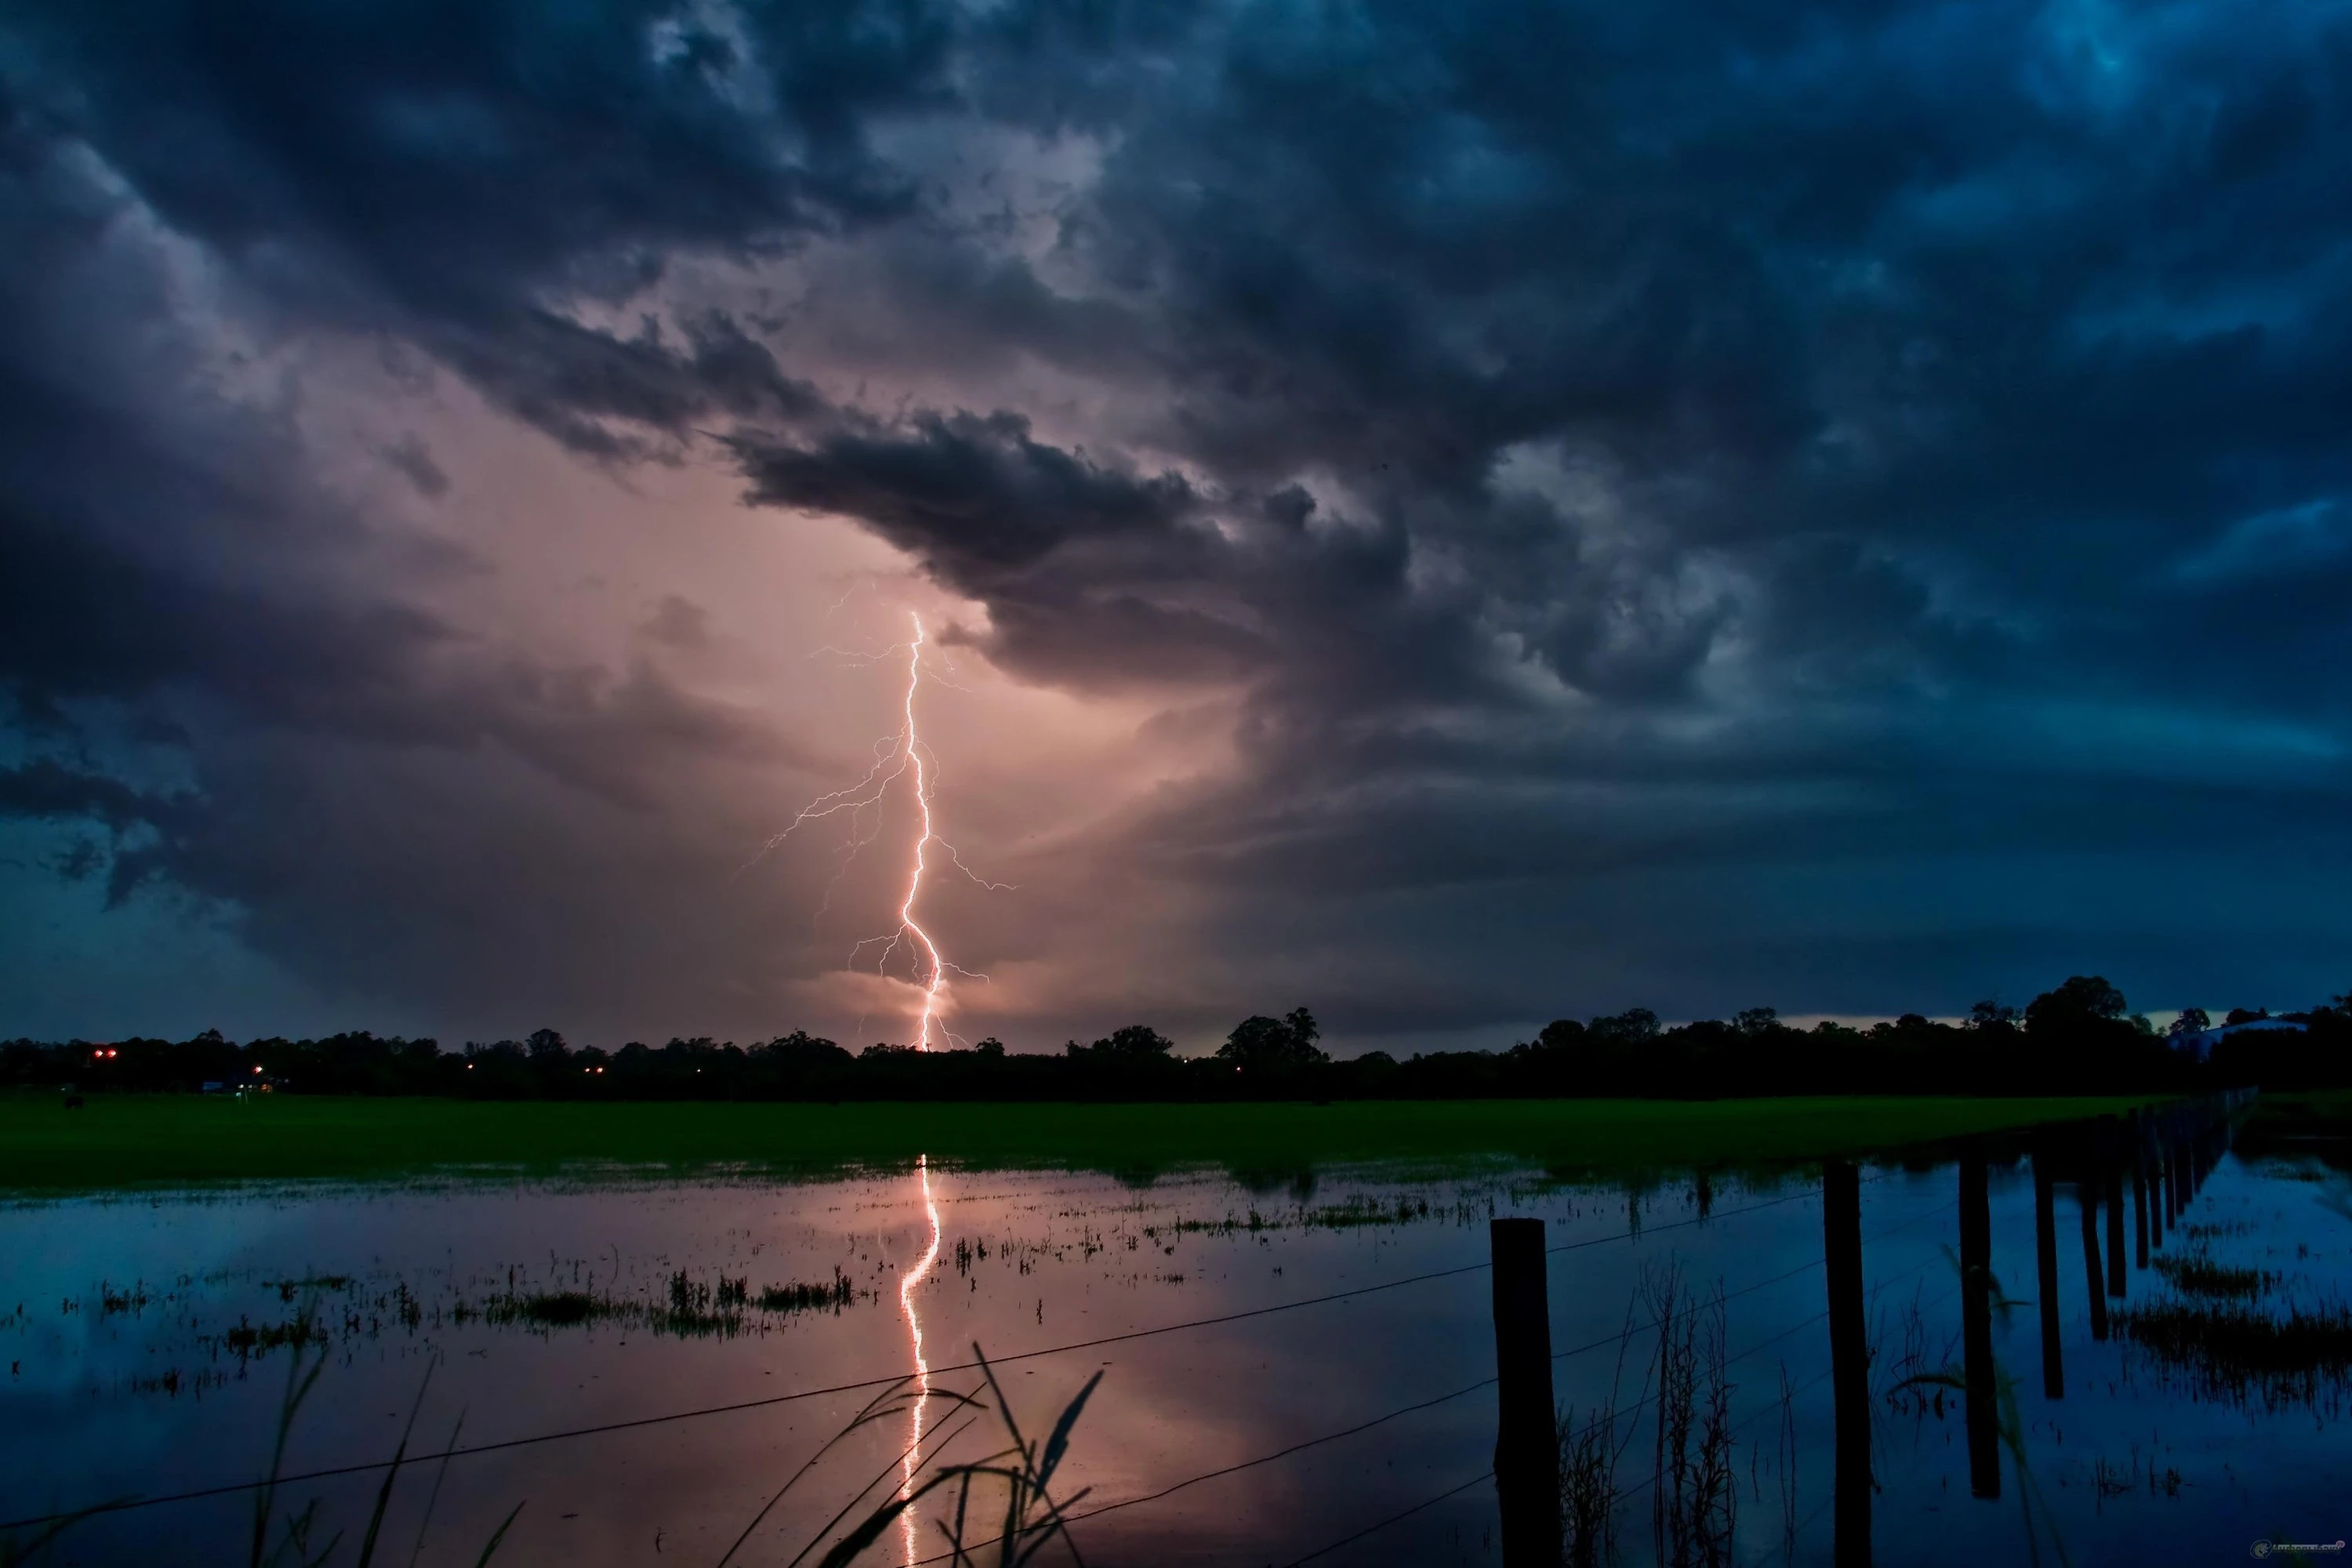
[764,611,1005,1050]
[893,614,948,1050]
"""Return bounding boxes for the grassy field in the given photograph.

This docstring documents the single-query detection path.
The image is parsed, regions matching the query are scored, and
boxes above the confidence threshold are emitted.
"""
[0,1092,2169,1195]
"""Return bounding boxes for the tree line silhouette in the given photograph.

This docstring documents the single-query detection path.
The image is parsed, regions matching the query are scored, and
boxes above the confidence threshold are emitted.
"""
[5,978,2347,1102]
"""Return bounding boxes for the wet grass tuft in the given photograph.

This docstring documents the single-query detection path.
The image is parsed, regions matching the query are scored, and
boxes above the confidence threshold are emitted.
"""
[221,1316,329,1356]
[758,1270,855,1314]
[2154,1254,2276,1301]
[484,1290,624,1328]
[2118,1298,2352,1405]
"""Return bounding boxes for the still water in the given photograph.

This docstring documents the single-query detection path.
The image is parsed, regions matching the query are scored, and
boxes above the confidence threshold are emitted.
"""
[3,1107,2347,1566]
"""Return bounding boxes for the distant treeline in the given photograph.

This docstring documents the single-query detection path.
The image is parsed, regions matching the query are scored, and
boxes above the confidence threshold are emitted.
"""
[7,978,2348,1102]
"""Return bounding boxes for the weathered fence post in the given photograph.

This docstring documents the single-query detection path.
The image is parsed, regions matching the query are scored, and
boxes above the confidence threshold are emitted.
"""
[2031,1138,2063,1399]
[1824,1160,1871,1567]
[1490,1217,1561,1567]
[2078,1174,2109,1342]
[1959,1143,1999,1497]
[2103,1125,2126,1299]
[2165,1131,2184,1227]
[2130,1108,2150,1269]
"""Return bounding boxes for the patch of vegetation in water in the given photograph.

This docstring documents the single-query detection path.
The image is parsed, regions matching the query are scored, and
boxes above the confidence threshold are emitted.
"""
[1302,1194,1439,1229]
[215,1315,330,1356]
[2117,1298,2352,1406]
[2154,1254,2276,1301]
[483,1289,626,1328]
[757,1270,854,1314]
[449,1269,864,1338]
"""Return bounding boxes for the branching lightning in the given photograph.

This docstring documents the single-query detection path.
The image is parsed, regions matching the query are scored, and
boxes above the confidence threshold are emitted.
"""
[763,612,1007,1049]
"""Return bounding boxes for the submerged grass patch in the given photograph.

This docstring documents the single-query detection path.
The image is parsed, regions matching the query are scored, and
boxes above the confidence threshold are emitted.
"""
[481,1290,626,1329]
[0,1092,2170,1194]
[2154,1254,2275,1301]
[467,1269,860,1339]
[2117,1298,2352,1406]
[757,1272,855,1314]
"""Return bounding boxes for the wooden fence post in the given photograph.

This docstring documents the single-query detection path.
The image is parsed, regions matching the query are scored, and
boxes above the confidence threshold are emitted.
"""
[2031,1140,2063,1399]
[1490,1217,1561,1566]
[1959,1144,1999,1498]
[2130,1108,2150,1269]
[2104,1127,2126,1300]
[1824,1160,1872,1568]
[2078,1175,2108,1343]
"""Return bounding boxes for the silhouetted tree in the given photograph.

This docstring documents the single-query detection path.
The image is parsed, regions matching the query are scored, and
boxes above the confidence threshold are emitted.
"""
[1216,1008,1328,1071]
[2025,975,2129,1034]
[2170,1007,2212,1035]
[1965,1000,2020,1032]
[1530,1018,1588,1052]
[1589,1008,1661,1044]
[1073,1025,1176,1059]
[2224,1006,2270,1025]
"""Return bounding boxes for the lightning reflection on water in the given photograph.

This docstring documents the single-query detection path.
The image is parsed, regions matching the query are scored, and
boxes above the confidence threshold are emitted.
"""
[898,1154,943,1565]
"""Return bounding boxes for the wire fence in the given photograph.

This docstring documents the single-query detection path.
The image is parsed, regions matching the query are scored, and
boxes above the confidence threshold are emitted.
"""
[890,1192,1959,1566]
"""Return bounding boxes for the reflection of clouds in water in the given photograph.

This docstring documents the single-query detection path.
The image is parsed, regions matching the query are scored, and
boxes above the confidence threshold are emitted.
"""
[3,1157,2350,1563]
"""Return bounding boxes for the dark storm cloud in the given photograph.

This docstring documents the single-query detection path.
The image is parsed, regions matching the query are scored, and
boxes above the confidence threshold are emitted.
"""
[0,71,808,1023]
[7,0,2352,1036]
[3,0,931,453]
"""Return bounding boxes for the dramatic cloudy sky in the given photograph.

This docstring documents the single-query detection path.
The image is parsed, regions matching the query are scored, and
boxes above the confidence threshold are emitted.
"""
[4,0,2350,1051]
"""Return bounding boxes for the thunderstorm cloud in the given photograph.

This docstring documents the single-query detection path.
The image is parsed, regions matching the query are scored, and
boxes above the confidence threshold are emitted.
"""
[3,0,2350,1047]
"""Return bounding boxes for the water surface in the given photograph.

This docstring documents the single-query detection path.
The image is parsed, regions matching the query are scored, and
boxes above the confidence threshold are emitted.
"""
[4,1109,2347,1566]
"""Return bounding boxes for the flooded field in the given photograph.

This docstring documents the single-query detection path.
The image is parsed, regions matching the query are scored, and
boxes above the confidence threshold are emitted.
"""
[4,1098,2348,1566]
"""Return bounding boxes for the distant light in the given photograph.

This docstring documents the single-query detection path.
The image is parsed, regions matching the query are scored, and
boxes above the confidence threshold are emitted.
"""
[253,1065,263,1074]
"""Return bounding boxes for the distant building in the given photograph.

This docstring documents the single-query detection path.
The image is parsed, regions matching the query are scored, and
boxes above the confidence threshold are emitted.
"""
[2169,1016,2305,1062]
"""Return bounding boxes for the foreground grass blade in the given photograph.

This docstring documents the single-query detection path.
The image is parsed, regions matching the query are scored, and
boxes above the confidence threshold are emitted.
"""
[358,1360,435,1568]
[470,1502,525,1567]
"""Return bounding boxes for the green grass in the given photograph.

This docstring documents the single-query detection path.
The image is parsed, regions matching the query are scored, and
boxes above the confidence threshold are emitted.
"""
[0,1091,2165,1195]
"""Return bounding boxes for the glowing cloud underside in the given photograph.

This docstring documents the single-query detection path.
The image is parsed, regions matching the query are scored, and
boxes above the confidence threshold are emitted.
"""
[765,611,999,1051]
